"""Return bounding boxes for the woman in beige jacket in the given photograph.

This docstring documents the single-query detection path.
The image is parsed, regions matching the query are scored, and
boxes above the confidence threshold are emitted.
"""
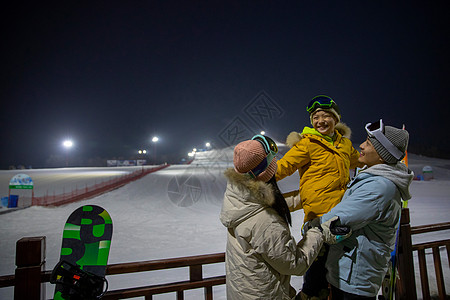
[220,136,348,299]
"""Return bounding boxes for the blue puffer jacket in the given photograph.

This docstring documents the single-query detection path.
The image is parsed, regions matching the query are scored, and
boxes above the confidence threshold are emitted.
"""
[321,162,413,297]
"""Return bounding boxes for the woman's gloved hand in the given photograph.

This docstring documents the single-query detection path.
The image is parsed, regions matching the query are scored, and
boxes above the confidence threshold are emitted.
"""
[320,216,352,244]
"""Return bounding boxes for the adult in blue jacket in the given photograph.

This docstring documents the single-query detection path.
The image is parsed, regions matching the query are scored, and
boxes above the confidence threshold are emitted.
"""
[320,120,414,300]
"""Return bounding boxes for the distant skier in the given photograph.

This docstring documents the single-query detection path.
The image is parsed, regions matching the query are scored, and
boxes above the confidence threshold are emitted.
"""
[220,135,350,300]
[311,120,414,299]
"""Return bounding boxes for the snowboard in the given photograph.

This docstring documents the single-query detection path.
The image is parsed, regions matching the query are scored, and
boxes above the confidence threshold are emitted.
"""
[51,205,113,300]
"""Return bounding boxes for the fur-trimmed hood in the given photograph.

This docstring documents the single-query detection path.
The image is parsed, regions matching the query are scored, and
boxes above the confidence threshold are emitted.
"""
[285,122,353,148]
[220,168,275,228]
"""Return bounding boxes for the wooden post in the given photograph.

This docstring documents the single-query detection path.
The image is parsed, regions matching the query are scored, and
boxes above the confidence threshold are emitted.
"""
[397,208,417,300]
[417,249,430,299]
[432,247,446,300]
[190,265,202,282]
[205,286,213,300]
[14,236,46,300]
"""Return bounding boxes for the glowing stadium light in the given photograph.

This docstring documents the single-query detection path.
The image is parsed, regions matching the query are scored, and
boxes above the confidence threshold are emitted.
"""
[63,140,73,148]
[62,139,74,167]
[151,136,159,164]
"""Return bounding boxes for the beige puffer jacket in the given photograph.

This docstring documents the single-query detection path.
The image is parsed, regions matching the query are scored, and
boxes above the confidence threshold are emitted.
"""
[220,168,324,300]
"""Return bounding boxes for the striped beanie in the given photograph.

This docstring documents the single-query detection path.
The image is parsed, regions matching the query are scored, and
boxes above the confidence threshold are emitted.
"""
[369,126,409,164]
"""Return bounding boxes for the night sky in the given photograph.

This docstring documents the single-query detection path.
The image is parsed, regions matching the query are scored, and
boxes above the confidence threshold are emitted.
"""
[1,1,449,169]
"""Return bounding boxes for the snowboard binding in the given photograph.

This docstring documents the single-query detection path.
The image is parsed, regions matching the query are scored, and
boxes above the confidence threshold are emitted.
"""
[50,260,108,299]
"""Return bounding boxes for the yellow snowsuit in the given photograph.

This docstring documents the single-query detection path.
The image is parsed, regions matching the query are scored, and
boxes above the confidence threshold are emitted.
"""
[276,124,362,222]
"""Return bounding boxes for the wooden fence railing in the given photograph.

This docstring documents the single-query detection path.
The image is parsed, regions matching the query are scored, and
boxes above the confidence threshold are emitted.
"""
[103,254,225,299]
[0,236,225,300]
[396,208,450,300]
[0,208,448,299]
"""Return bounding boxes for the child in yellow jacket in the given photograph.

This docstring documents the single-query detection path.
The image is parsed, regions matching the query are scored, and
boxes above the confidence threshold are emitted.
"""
[276,95,363,300]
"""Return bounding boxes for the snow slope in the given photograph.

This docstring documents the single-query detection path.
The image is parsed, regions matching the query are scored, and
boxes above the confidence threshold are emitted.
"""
[0,149,449,299]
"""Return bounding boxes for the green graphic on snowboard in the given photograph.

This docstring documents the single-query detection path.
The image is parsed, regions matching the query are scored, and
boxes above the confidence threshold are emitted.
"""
[53,205,113,299]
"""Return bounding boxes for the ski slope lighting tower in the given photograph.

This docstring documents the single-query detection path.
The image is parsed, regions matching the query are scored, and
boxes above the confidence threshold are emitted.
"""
[63,140,73,148]
[152,136,159,164]
[62,140,73,167]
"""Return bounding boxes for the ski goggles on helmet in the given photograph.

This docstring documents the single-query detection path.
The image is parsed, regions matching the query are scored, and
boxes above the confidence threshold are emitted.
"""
[365,119,403,160]
[306,95,340,115]
[247,135,278,179]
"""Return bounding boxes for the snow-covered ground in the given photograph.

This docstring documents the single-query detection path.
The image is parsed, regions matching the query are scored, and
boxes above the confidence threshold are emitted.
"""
[0,149,449,299]
[0,166,146,199]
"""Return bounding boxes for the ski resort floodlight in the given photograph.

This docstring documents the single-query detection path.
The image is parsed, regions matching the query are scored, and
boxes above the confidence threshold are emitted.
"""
[63,140,73,149]
[151,136,159,164]
[62,139,74,167]
[260,131,266,135]
[205,142,211,148]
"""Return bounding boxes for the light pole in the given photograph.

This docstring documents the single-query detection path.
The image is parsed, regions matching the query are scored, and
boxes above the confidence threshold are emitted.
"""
[138,149,147,162]
[138,149,147,169]
[62,139,73,167]
[152,136,159,165]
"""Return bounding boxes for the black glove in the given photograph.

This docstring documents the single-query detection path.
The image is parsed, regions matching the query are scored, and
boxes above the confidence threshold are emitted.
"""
[321,216,352,244]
